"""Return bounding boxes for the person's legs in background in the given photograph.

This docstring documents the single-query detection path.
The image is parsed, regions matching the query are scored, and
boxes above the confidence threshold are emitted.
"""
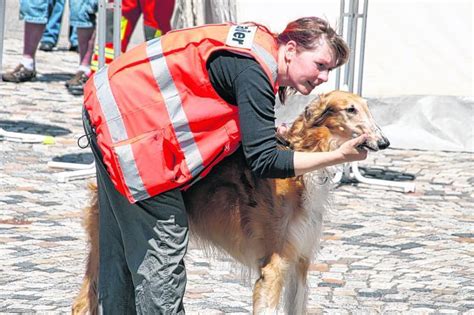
[67,0,98,95]
[68,25,79,52]
[39,0,65,52]
[39,0,79,53]
[120,0,142,51]
[2,0,50,82]
[141,0,175,40]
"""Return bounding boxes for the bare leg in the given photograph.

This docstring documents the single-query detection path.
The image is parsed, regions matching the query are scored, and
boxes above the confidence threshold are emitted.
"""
[2,22,44,82]
[77,27,96,67]
[253,253,288,314]
[65,27,95,94]
[23,22,46,60]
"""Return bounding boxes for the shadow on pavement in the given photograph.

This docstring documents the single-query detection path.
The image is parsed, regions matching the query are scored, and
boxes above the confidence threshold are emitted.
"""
[0,120,72,136]
[37,72,75,83]
[51,152,94,165]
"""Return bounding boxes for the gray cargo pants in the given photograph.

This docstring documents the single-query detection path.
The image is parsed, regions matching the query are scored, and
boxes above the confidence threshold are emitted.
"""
[83,109,188,314]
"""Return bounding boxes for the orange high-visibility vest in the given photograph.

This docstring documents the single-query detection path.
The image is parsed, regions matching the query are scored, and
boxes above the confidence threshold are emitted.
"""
[84,23,279,203]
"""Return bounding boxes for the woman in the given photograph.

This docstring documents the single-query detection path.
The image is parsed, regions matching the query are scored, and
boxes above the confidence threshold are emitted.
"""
[82,16,368,313]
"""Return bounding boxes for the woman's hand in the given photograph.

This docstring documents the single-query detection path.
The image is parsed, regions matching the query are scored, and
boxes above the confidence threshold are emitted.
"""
[293,134,368,176]
[335,134,368,163]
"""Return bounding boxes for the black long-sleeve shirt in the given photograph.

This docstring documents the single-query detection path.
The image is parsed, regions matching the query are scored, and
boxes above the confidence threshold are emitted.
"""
[207,51,295,178]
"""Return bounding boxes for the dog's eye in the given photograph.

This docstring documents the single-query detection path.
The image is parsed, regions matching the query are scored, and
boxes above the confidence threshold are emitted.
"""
[346,105,357,114]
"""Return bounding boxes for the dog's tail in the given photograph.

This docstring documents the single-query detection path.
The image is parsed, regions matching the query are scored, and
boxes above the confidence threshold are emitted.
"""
[72,183,100,315]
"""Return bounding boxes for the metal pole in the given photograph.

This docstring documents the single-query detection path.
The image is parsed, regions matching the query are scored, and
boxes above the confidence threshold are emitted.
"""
[113,0,122,58]
[343,0,354,89]
[98,0,107,68]
[335,0,345,90]
[357,0,369,96]
[348,0,359,92]
[0,0,6,79]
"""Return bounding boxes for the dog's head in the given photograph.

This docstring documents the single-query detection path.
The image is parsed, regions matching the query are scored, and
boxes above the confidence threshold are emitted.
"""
[286,90,389,152]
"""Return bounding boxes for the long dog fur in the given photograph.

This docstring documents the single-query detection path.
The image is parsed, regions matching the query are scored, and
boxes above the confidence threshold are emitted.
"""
[72,90,388,314]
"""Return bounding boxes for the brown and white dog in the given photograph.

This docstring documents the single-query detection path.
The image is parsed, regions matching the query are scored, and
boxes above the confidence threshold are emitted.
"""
[72,90,389,314]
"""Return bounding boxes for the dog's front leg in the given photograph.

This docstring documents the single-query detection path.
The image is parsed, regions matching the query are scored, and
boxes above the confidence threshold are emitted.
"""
[253,253,289,315]
[284,257,310,315]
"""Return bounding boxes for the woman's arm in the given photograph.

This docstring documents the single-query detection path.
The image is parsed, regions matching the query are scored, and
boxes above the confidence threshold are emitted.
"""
[207,51,367,179]
[293,135,368,176]
[208,51,295,178]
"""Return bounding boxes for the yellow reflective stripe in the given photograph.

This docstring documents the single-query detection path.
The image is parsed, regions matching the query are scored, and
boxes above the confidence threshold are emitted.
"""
[154,29,162,38]
[94,46,115,59]
[94,45,115,53]
[121,16,128,40]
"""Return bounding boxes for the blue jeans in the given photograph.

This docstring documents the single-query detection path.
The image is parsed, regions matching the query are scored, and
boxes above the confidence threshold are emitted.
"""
[69,0,98,28]
[19,0,50,24]
[20,0,97,28]
[40,0,78,47]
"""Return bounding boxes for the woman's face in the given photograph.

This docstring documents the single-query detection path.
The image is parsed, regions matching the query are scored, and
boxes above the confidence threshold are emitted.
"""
[281,39,336,95]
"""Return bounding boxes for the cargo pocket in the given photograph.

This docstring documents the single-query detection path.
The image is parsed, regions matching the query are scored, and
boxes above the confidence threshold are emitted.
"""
[135,216,189,313]
[112,128,186,200]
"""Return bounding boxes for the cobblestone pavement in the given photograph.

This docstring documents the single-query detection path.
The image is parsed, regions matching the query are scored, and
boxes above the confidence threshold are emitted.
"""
[1,12,474,315]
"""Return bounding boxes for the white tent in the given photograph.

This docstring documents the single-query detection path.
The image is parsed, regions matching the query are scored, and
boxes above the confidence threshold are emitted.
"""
[236,0,473,97]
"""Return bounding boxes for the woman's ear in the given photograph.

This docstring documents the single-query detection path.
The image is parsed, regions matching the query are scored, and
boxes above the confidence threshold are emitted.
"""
[285,40,297,61]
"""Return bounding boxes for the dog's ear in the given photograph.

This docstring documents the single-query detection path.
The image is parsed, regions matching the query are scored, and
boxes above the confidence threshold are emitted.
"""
[304,94,333,127]
[304,95,321,121]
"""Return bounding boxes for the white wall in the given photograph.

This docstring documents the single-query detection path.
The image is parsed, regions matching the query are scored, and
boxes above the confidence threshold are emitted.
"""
[236,0,473,97]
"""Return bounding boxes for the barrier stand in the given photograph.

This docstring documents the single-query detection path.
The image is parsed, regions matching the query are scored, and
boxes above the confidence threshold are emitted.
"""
[49,0,122,182]
[98,0,122,67]
[48,154,96,182]
[0,128,55,144]
[335,0,415,193]
[0,0,5,79]
[0,126,55,143]
[54,168,96,182]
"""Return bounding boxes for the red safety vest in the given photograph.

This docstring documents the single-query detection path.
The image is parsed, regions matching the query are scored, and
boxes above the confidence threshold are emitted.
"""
[84,23,279,203]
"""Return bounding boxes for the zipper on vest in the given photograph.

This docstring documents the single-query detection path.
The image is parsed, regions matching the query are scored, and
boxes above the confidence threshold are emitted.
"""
[110,130,157,147]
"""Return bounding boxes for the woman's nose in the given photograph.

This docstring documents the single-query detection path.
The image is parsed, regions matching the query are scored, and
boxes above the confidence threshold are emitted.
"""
[318,70,329,82]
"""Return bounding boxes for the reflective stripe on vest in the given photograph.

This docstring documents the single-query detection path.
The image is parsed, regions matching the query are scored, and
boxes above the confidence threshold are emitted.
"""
[94,66,150,201]
[146,37,205,178]
[252,43,278,85]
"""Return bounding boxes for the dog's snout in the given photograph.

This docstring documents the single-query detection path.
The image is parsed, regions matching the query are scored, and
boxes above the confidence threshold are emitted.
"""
[377,137,390,150]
